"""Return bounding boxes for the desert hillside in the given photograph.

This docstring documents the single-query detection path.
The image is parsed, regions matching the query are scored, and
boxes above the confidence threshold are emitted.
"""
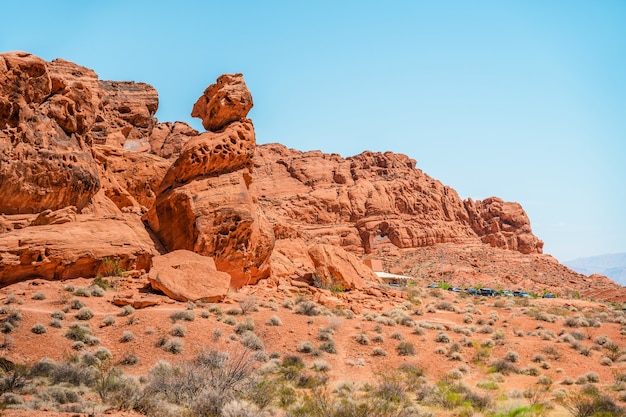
[1,52,626,416]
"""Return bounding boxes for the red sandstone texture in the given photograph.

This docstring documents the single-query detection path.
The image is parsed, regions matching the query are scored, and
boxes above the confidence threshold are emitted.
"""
[0,51,624,303]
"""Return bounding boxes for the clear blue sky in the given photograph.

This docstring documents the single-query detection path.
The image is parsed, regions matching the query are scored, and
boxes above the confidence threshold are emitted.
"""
[2,1,625,262]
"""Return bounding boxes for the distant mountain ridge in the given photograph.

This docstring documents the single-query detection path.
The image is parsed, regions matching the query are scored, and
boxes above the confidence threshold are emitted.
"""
[565,253,626,286]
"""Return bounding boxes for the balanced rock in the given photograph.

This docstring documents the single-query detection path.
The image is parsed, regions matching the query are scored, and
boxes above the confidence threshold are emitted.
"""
[191,73,253,131]
[148,250,230,303]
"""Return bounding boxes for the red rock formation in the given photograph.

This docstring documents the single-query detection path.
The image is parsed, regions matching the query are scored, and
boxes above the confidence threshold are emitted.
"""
[252,144,541,256]
[0,215,158,286]
[0,52,101,214]
[191,73,253,131]
[465,197,543,254]
[146,74,274,288]
[148,250,230,302]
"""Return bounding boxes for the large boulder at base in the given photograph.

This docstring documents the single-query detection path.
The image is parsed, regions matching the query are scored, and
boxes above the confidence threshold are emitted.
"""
[191,73,253,132]
[270,238,316,279]
[0,214,159,286]
[148,250,230,302]
[307,244,382,291]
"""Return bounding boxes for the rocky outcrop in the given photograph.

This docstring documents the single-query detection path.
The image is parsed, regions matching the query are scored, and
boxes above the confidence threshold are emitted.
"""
[0,52,101,214]
[191,73,253,131]
[148,250,230,302]
[465,197,543,254]
[252,144,542,255]
[146,74,274,288]
[0,215,158,286]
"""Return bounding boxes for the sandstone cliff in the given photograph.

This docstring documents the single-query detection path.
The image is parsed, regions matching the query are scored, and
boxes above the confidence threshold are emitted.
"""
[1,52,622,302]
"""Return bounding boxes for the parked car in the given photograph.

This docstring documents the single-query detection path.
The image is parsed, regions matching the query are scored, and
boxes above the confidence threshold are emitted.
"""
[502,290,513,297]
[447,287,462,292]
[513,291,530,298]
[427,284,439,288]
[542,293,556,298]
[465,288,478,295]
[478,288,496,296]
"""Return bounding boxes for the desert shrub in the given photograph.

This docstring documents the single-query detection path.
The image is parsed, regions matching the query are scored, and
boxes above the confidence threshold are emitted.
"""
[353,333,369,345]
[160,338,184,354]
[238,295,259,314]
[170,324,187,337]
[170,310,195,322]
[490,359,518,375]
[371,334,384,343]
[560,376,575,385]
[241,331,265,351]
[311,360,332,372]
[120,352,140,366]
[282,299,294,309]
[93,346,112,361]
[532,353,546,363]
[478,325,494,334]
[266,315,283,326]
[31,357,57,377]
[295,300,321,316]
[560,386,625,417]
[75,307,94,320]
[69,297,85,310]
[397,341,415,356]
[235,318,255,334]
[64,322,92,341]
[38,385,82,404]
[319,340,337,354]
[74,287,91,297]
[435,332,450,343]
[31,323,47,334]
[120,331,135,343]
[221,316,237,326]
[51,361,96,386]
[0,392,24,405]
[118,305,135,317]
[51,309,66,320]
[89,285,105,297]
[32,291,46,300]
[505,350,520,363]
[372,347,387,357]
[297,341,315,354]
[102,315,116,326]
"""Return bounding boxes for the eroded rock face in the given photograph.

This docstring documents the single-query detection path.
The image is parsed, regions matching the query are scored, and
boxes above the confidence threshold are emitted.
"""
[308,244,382,290]
[253,144,543,255]
[0,215,158,286]
[191,73,253,131]
[148,250,230,303]
[465,197,544,254]
[0,52,101,214]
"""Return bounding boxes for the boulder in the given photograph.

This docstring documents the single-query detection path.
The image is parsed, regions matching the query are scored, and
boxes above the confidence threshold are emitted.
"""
[148,250,231,302]
[307,244,382,291]
[0,214,159,286]
[191,73,253,131]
